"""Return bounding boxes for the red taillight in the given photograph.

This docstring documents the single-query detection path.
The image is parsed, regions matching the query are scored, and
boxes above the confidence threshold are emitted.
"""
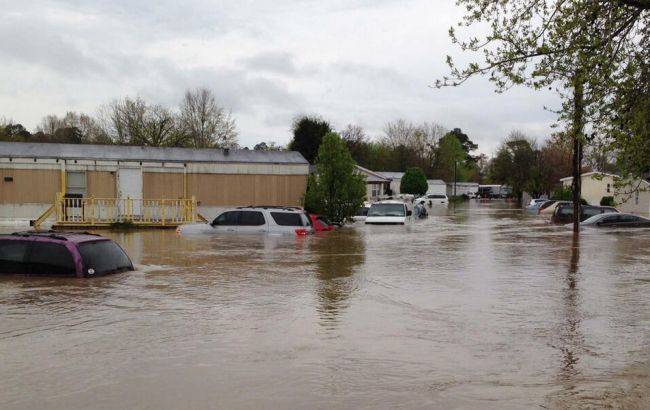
[295,228,309,236]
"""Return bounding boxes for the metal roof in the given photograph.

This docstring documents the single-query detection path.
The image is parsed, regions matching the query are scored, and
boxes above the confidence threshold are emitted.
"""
[355,165,390,183]
[428,179,446,185]
[0,142,308,165]
[379,171,405,180]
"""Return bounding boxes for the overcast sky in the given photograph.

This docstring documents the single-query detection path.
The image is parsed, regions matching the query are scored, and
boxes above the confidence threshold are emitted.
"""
[0,0,560,155]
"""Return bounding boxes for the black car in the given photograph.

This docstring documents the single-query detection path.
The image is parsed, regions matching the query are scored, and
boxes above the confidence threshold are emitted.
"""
[581,213,650,228]
[550,203,619,224]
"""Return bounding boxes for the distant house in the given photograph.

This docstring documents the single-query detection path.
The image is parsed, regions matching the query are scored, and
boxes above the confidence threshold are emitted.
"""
[0,142,310,224]
[378,171,404,195]
[377,173,447,196]
[446,182,479,197]
[428,180,447,195]
[355,166,390,199]
[560,171,650,214]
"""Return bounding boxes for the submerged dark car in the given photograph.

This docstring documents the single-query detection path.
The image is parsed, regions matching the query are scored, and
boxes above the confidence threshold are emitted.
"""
[581,213,650,228]
[0,231,134,278]
[550,203,619,224]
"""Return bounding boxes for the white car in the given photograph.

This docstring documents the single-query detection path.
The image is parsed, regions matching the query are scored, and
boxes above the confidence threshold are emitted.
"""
[352,202,371,222]
[176,206,313,236]
[415,193,448,206]
[365,200,412,225]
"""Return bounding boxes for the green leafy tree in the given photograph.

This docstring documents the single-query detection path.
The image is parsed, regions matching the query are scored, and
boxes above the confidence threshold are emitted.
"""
[431,133,467,182]
[447,128,478,161]
[489,133,539,200]
[400,167,428,196]
[438,0,649,232]
[303,133,366,224]
[288,116,332,164]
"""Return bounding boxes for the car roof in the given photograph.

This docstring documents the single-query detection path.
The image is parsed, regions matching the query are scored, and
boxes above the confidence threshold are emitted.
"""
[1,231,107,244]
[374,200,406,205]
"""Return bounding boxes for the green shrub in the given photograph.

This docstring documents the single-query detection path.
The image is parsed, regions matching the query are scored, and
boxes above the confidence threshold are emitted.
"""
[600,196,616,206]
[400,167,428,196]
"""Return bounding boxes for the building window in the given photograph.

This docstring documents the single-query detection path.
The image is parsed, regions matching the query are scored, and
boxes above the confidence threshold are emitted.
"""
[606,183,611,193]
[635,190,639,205]
[371,185,380,197]
[66,171,87,196]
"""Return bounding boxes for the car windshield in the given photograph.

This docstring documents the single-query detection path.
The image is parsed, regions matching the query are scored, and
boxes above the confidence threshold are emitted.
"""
[368,203,406,217]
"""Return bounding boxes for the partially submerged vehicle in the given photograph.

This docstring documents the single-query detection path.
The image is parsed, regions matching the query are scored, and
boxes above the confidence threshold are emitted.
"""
[580,213,650,228]
[309,214,336,232]
[551,203,619,224]
[352,202,371,222]
[0,231,134,278]
[414,194,448,206]
[365,200,412,225]
[176,206,313,236]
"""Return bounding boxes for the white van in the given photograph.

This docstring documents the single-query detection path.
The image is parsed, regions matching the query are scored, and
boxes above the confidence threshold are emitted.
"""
[365,200,412,225]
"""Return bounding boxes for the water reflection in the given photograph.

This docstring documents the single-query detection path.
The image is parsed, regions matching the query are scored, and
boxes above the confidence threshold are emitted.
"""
[311,230,365,327]
[561,233,583,378]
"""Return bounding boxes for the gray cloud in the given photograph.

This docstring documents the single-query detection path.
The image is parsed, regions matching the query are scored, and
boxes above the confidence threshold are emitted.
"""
[1,0,560,150]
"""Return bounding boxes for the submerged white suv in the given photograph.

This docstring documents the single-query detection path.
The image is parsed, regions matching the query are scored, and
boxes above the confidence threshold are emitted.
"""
[365,200,412,225]
[177,206,313,236]
[414,193,448,205]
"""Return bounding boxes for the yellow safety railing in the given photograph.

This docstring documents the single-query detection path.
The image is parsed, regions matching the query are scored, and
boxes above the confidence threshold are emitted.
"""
[50,192,198,227]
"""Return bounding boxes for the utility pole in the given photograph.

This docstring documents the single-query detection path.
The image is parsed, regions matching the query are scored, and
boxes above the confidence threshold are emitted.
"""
[572,69,585,234]
[453,161,457,197]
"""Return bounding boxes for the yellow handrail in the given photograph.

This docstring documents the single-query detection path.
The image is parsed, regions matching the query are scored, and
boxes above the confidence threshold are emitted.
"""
[52,194,199,227]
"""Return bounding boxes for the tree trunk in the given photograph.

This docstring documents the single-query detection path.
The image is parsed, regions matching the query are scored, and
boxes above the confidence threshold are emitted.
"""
[572,71,585,233]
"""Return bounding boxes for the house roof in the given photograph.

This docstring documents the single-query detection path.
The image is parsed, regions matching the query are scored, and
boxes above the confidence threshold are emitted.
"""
[379,171,405,180]
[428,179,446,185]
[446,182,479,186]
[559,171,619,182]
[355,165,390,183]
[0,141,309,165]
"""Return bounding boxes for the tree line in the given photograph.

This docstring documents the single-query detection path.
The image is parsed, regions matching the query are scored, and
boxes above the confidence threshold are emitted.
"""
[0,88,238,149]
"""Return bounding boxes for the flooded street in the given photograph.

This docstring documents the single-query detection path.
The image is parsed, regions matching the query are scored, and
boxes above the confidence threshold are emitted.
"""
[2,202,650,409]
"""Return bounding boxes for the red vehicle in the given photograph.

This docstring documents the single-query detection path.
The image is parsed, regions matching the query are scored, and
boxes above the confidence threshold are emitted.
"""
[309,214,335,232]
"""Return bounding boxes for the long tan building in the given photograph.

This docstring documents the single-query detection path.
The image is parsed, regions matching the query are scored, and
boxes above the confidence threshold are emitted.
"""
[0,142,309,225]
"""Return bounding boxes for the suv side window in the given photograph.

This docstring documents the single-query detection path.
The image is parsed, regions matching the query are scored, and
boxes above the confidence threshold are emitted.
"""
[27,242,76,276]
[619,215,639,222]
[583,207,601,218]
[239,211,266,226]
[602,215,620,223]
[271,212,304,226]
[0,240,30,274]
[212,211,239,226]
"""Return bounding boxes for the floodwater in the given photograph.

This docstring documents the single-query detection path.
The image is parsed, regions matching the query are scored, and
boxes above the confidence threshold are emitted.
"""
[2,202,650,409]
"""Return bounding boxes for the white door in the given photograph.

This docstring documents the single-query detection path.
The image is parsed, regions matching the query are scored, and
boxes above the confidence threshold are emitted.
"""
[117,167,143,216]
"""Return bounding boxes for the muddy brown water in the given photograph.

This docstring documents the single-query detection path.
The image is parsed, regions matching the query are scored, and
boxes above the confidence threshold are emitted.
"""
[2,202,650,409]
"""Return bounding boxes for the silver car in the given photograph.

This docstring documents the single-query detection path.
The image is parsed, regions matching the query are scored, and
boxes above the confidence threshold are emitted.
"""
[177,206,313,236]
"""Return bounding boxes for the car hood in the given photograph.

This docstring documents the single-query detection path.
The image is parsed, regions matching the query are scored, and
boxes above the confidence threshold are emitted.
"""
[177,223,214,234]
[365,216,407,224]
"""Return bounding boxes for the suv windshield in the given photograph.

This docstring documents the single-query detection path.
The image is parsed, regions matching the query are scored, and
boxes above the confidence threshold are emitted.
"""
[368,203,406,217]
[79,240,133,275]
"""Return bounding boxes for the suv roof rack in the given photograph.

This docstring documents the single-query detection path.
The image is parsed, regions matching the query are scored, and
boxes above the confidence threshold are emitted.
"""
[236,205,303,211]
[11,231,69,241]
[9,231,103,241]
